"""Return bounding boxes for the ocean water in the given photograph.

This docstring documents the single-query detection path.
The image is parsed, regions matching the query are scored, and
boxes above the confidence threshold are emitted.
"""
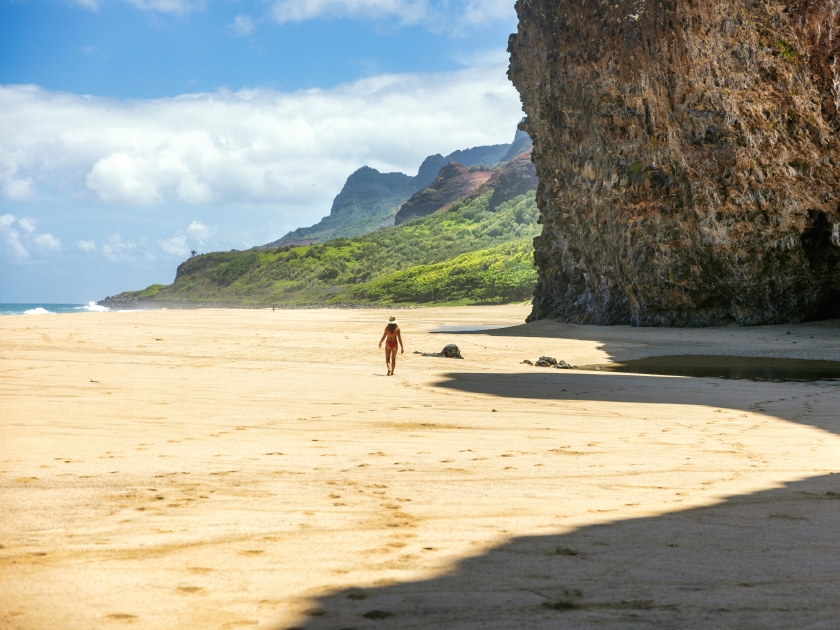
[0,302,110,316]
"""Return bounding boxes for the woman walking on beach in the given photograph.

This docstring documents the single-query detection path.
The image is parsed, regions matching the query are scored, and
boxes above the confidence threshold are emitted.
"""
[379,316,404,376]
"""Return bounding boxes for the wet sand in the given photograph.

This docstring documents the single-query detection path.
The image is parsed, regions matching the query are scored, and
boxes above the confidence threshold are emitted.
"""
[1,305,840,629]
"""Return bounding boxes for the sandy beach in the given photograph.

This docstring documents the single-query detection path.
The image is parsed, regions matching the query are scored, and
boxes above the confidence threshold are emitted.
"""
[2,304,840,629]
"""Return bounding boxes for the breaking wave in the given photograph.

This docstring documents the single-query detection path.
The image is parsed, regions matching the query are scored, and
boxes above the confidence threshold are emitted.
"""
[78,302,109,312]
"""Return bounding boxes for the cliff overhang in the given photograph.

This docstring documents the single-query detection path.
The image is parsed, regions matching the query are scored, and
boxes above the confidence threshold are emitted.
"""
[509,0,840,326]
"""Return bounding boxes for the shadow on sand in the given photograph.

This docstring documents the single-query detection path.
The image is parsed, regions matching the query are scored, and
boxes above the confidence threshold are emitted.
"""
[289,479,840,629]
[285,324,840,630]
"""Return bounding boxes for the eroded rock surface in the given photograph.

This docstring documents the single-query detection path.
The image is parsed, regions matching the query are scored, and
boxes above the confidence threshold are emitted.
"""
[395,163,494,225]
[471,152,540,211]
[509,0,840,325]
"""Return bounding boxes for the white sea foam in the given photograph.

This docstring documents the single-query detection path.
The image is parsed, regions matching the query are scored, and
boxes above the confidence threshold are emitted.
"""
[24,307,51,315]
[79,301,109,312]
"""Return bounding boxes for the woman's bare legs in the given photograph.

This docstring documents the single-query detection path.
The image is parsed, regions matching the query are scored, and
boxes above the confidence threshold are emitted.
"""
[389,347,397,375]
[385,347,393,375]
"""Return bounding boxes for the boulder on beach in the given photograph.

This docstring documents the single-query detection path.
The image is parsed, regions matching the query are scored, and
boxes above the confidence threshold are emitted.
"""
[533,356,576,369]
[421,344,464,359]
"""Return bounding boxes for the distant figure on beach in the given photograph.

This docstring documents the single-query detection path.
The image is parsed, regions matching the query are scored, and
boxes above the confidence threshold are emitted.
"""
[379,316,404,376]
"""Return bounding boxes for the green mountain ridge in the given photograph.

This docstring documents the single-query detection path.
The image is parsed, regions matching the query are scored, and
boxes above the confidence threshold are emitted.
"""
[261,139,517,248]
[263,166,414,247]
[101,191,540,309]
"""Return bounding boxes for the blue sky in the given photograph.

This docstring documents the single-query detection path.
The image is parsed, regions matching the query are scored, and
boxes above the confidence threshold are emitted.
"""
[0,0,523,302]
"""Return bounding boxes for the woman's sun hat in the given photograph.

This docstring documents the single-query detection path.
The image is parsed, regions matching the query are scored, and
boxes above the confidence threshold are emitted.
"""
[388,316,398,324]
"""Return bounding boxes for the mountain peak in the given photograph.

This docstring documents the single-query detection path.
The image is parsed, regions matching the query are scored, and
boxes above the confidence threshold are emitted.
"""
[394,162,494,225]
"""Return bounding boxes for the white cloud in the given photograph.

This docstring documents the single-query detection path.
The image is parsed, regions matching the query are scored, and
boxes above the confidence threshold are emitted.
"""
[267,0,515,28]
[0,65,522,215]
[186,220,216,243]
[17,217,37,232]
[228,14,255,36]
[460,0,514,25]
[101,232,137,262]
[158,234,190,256]
[124,0,200,13]
[0,214,63,261]
[78,240,97,252]
[0,214,29,262]
[3,177,35,200]
[72,0,100,10]
[67,0,511,25]
[158,221,217,256]
[86,153,162,205]
[176,173,213,203]
[270,0,429,24]
[32,233,61,252]
[72,0,201,14]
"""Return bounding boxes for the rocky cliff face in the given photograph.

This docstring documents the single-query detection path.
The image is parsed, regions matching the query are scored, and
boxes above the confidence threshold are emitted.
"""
[263,166,414,247]
[395,163,494,224]
[509,0,840,325]
[471,151,539,211]
[499,127,534,162]
[264,138,520,248]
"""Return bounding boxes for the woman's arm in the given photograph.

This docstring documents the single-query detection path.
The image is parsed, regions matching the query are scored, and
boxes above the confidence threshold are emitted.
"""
[397,329,404,353]
[379,329,387,348]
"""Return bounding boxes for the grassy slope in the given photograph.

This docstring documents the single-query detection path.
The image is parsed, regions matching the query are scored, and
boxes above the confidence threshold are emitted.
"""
[125,192,540,306]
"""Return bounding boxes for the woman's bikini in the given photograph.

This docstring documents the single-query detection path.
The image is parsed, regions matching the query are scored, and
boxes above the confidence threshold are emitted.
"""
[385,328,399,349]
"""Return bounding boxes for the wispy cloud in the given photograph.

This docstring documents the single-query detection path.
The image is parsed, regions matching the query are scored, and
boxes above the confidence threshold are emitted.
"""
[17,217,37,233]
[267,0,514,28]
[0,214,61,262]
[158,234,189,256]
[0,214,28,261]
[78,240,97,252]
[0,64,521,210]
[228,14,255,36]
[186,220,216,244]
[72,0,101,11]
[32,233,62,252]
[460,0,514,25]
[3,177,35,200]
[157,221,217,256]
[101,232,138,262]
[72,0,202,15]
[270,0,429,25]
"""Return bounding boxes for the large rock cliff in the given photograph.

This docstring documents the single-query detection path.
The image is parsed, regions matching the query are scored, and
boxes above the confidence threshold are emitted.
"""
[509,0,840,325]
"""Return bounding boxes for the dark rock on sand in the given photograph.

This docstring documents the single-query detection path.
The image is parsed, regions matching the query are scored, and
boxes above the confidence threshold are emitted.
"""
[421,344,464,359]
[534,356,576,369]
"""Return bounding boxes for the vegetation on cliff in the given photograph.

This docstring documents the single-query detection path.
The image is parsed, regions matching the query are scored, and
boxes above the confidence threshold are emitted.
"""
[106,192,539,307]
[263,142,515,248]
